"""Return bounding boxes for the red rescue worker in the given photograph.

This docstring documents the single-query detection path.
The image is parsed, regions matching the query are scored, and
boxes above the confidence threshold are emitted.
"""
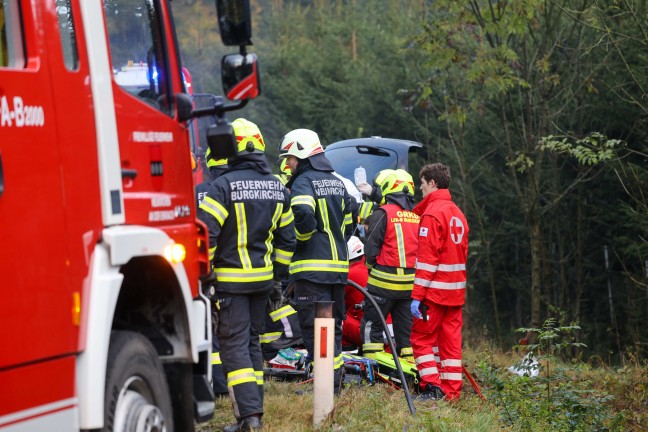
[410,163,469,401]
[342,236,369,349]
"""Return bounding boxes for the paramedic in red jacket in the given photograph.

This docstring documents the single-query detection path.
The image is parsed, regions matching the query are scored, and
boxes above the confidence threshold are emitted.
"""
[410,163,469,401]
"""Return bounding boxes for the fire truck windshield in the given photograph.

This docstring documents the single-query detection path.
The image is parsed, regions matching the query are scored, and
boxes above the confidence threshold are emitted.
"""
[104,0,172,115]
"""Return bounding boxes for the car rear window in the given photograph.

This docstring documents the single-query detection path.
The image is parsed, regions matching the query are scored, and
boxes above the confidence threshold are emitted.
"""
[325,146,398,184]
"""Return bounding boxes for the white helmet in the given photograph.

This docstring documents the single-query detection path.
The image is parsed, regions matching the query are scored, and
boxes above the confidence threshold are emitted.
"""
[279,129,324,160]
[347,236,364,260]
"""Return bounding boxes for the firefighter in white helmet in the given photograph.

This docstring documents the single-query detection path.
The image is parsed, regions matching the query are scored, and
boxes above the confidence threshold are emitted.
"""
[279,128,353,394]
[198,118,296,431]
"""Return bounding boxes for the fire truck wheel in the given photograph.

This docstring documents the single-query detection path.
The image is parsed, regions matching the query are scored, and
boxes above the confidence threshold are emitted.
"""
[104,331,174,432]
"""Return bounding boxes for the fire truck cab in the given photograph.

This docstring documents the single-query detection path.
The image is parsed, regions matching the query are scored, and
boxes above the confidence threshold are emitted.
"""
[0,0,258,431]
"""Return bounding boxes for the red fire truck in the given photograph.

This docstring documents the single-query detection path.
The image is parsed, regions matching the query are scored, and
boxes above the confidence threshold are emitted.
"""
[0,0,259,430]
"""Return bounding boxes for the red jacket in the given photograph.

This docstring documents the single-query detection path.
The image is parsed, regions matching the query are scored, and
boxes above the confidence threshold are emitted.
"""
[412,189,469,306]
[345,258,368,320]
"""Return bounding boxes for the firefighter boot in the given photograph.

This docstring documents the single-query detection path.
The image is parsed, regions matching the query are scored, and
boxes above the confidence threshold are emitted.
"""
[223,415,262,432]
[416,384,445,402]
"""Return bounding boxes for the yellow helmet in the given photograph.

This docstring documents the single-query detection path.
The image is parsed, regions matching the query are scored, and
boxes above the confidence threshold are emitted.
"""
[394,169,415,195]
[232,118,265,155]
[205,147,228,168]
[279,158,291,175]
[374,168,414,204]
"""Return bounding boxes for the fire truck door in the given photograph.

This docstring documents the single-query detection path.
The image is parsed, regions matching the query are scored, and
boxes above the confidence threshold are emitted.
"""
[104,0,193,224]
[0,1,75,369]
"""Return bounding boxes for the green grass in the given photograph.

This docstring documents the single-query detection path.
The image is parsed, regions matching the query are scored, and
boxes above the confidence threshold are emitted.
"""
[196,348,647,432]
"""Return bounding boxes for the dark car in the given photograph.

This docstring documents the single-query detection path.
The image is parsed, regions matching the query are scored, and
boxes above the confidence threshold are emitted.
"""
[325,137,423,186]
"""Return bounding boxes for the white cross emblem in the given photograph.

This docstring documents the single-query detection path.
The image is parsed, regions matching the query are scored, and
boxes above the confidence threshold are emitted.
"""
[449,216,465,244]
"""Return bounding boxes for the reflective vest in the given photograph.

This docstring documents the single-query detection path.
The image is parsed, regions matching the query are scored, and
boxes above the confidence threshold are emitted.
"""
[412,189,469,306]
[358,201,375,223]
[367,203,419,296]
[376,204,419,268]
[198,162,296,293]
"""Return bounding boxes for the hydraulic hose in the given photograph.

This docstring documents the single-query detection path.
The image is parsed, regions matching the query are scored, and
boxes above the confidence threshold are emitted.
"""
[346,279,416,416]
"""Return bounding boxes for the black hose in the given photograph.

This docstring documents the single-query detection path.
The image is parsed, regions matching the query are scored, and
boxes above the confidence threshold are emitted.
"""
[346,279,416,416]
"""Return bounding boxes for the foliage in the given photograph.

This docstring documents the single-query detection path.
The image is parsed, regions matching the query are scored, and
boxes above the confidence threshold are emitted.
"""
[194,344,644,431]
[171,0,230,93]
[407,0,647,360]
[539,133,622,167]
[478,319,622,431]
[248,0,431,153]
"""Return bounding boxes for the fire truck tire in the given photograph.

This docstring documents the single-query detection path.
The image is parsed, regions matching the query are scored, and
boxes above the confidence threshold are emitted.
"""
[103,331,174,432]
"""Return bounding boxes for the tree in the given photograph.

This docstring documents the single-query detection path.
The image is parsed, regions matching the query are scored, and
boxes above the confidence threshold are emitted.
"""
[408,1,630,347]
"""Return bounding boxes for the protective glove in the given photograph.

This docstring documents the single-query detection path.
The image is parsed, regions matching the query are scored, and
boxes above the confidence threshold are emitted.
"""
[200,271,217,299]
[357,182,373,196]
[410,299,423,320]
[270,280,283,302]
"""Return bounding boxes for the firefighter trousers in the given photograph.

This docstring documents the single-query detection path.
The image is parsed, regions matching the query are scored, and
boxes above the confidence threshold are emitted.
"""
[211,334,228,396]
[361,294,413,357]
[216,291,269,419]
[410,302,463,399]
[293,280,345,384]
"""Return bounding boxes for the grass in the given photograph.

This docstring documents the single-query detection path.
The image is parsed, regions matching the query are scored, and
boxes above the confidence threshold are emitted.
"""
[196,347,648,432]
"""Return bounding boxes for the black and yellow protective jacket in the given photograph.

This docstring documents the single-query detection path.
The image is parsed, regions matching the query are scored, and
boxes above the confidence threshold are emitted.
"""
[364,192,418,299]
[198,155,296,294]
[287,159,353,284]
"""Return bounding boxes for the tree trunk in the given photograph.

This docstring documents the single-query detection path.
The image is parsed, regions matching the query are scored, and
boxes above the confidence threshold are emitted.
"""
[530,217,543,330]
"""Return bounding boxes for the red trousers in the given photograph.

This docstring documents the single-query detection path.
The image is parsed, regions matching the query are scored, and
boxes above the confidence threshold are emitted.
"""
[410,302,463,399]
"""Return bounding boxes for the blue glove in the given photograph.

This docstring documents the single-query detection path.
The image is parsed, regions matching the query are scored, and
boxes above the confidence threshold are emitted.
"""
[410,299,423,319]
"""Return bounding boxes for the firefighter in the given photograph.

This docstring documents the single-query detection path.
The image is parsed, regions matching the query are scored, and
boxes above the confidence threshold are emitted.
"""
[195,147,229,207]
[278,128,353,394]
[410,163,469,401]
[195,150,230,396]
[360,169,419,361]
[198,118,296,431]
[342,235,369,350]
[274,158,291,186]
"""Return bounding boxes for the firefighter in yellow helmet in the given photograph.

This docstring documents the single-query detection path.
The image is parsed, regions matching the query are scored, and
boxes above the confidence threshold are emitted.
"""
[274,158,292,186]
[195,147,228,207]
[193,148,230,397]
[278,128,353,395]
[361,168,419,362]
[198,118,296,431]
